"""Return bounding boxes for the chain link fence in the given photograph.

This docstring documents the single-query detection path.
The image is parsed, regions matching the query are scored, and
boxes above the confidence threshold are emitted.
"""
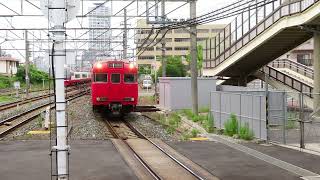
[268,92,320,152]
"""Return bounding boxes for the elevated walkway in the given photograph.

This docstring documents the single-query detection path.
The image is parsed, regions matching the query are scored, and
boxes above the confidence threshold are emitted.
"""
[203,0,320,79]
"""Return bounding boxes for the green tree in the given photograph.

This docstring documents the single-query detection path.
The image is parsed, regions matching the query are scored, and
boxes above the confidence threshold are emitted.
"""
[157,56,187,78]
[138,64,152,75]
[186,45,204,76]
[16,65,49,84]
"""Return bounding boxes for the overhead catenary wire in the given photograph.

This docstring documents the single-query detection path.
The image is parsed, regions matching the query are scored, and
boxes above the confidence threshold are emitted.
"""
[136,0,277,58]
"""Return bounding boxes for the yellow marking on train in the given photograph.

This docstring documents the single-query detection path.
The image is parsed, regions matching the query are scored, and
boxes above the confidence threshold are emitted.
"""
[189,137,209,141]
[27,130,50,135]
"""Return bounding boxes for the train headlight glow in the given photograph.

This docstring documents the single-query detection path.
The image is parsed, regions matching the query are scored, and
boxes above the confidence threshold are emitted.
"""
[129,63,134,69]
[96,63,102,69]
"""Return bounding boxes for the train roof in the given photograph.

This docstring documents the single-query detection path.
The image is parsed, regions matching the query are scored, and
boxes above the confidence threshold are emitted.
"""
[92,60,137,73]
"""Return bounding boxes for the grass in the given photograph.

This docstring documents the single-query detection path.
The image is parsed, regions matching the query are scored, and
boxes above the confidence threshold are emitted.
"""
[199,106,210,113]
[0,95,16,103]
[138,96,156,105]
[181,128,200,140]
[165,112,182,134]
[286,120,297,129]
[239,122,254,140]
[224,114,239,136]
[180,108,215,133]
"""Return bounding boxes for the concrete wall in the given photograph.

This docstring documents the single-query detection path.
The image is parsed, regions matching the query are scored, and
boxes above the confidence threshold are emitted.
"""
[159,77,216,110]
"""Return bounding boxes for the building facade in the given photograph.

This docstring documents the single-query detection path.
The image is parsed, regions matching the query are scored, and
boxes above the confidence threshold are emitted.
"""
[0,56,19,76]
[135,19,225,69]
[88,3,111,61]
[280,39,314,66]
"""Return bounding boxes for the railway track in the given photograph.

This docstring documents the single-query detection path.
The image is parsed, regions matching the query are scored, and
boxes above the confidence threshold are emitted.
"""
[105,117,217,180]
[0,85,87,112]
[0,90,88,138]
[0,88,49,97]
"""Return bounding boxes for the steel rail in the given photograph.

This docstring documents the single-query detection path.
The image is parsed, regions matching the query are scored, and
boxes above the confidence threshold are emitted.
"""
[124,120,205,180]
[104,120,161,180]
[0,91,88,137]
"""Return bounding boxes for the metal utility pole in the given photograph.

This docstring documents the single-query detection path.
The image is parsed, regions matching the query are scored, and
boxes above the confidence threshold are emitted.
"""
[123,8,128,59]
[25,30,30,98]
[161,0,166,77]
[190,0,198,114]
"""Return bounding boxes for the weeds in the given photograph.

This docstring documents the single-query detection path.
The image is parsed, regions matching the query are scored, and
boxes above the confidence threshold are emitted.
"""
[286,120,297,129]
[224,114,239,136]
[191,129,200,138]
[203,114,215,133]
[165,112,181,134]
[239,122,254,140]
[199,106,210,113]
[180,128,200,140]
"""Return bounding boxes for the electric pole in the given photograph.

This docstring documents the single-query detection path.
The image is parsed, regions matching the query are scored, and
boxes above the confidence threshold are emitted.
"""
[190,0,198,114]
[123,8,127,59]
[161,0,166,77]
[25,30,30,98]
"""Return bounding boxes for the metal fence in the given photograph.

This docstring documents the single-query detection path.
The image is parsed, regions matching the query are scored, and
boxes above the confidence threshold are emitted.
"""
[210,91,267,140]
[269,92,320,153]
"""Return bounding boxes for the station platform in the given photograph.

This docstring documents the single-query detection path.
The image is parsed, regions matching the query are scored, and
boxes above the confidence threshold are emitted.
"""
[0,140,137,180]
[1,139,320,179]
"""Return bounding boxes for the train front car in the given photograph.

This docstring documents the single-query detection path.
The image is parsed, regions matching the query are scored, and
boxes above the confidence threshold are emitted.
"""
[91,60,138,114]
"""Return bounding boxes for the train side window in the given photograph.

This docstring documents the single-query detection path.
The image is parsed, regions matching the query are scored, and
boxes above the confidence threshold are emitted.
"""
[111,74,120,83]
[94,74,108,82]
[124,74,136,83]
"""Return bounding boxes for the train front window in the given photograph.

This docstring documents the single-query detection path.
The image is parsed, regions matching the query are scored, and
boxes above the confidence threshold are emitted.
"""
[94,74,108,82]
[111,74,120,83]
[82,74,87,78]
[75,74,80,79]
[124,74,136,83]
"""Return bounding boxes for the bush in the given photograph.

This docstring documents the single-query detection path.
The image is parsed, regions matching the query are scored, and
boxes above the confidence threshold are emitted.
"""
[239,123,254,140]
[224,114,239,136]
[16,65,49,84]
[0,75,15,89]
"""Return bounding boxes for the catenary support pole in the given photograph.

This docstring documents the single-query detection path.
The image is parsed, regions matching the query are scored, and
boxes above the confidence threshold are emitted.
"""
[161,0,166,77]
[314,32,320,114]
[190,0,198,114]
[25,30,30,98]
[123,8,127,59]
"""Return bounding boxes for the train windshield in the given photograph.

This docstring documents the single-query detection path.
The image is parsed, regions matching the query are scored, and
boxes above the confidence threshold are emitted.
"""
[111,74,121,83]
[124,74,136,83]
[94,73,108,82]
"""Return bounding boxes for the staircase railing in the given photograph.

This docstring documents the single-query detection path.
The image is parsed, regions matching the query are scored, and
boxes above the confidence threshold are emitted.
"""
[204,0,319,69]
[270,59,314,79]
[261,65,313,97]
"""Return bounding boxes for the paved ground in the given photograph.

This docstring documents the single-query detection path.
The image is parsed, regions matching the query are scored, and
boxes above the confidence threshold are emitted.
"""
[1,139,320,180]
[167,141,302,180]
[241,142,320,174]
[0,140,137,180]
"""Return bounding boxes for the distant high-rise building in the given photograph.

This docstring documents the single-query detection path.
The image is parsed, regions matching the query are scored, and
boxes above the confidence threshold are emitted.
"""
[88,3,111,61]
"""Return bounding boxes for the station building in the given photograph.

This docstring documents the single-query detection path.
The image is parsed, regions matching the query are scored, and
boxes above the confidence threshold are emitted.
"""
[0,56,19,76]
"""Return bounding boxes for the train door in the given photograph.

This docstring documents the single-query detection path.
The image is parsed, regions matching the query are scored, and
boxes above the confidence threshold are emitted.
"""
[109,73,122,101]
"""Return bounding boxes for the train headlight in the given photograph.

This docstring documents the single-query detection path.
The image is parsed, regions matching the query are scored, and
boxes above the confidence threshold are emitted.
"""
[96,63,102,69]
[129,63,134,69]
[96,97,107,102]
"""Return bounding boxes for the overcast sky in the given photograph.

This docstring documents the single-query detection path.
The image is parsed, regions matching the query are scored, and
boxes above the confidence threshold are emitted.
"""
[0,0,233,62]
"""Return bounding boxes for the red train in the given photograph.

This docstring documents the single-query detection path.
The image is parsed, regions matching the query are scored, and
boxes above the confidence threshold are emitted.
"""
[64,72,91,87]
[91,60,138,113]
